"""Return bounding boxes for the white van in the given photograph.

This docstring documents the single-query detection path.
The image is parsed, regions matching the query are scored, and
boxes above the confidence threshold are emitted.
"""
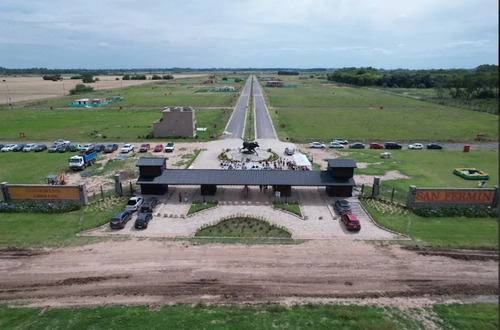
[284,147,295,155]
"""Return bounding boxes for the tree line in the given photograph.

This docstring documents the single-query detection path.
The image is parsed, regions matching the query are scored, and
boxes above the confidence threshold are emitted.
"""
[327,65,498,101]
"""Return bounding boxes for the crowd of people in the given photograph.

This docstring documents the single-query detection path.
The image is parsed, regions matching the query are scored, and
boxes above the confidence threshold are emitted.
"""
[220,157,310,171]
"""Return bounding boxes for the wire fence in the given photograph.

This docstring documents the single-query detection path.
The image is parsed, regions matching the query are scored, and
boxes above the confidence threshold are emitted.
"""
[358,183,408,206]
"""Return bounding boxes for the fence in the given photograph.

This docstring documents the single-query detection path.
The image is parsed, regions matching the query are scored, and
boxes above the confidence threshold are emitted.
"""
[358,179,408,206]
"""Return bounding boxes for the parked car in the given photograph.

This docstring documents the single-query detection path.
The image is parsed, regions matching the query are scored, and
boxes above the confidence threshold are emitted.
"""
[58,143,71,152]
[284,146,295,155]
[139,143,150,152]
[334,199,352,215]
[164,142,175,152]
[427,143,443,149]
[104,143,119,153]
[69,144,81,152]
[384,142,403,150]
[12,144,26,152]
[333,138,349,144]
[309,142,325,148]
[125,196,144,212]
[121,143,135,153]
[408,143,423,150]
[23,143,37,152]
[110,210,133,229]
[341,213,361,231]
[329,142,344,148]
[153,144,164,152]
[54,139,70,145]
[80,143,95,153]
[349,142,365,149]
[0,144,4,150]
[95,144,105,152]
[1,144,16,152]
[33,144,47,152]
[134,212,153,229]
[369,143,384,149]
[48,144,60,153]
[140,197,159,213]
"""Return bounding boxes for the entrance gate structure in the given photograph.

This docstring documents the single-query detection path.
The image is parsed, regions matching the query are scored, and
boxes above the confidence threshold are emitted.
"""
[136,158,357,198]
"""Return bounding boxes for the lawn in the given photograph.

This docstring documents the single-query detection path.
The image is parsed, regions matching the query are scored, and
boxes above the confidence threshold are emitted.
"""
[0,107,232,142]
[0,196,128,248]
[0,303,496,329]
[262,78,498,143]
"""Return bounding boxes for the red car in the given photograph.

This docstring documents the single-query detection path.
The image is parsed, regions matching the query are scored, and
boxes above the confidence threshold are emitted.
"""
[153,144,163,152]
[369,143,384,149]
[139,143,150,152]
[341,213,361,231]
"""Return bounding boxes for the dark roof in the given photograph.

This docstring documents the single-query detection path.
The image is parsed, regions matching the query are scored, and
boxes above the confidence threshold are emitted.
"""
[136,157,166,167]
[137,169,355,187]
[327,159,357,169]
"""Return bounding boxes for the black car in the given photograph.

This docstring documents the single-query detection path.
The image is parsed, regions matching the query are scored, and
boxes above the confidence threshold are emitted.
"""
[33,144,48,152]
[0,144,4,150]
[334,199,352,214]
[104,143,119,153]
[349,142,365,149]
[48,144,60,153]
[140,197,159,213]
[12,144,26,152]
[110,210,133,229]
[135,212,153,229]
[57,143,70,152]
[427,143,443,149]
[95,144,105,152]
[384,142,403,150]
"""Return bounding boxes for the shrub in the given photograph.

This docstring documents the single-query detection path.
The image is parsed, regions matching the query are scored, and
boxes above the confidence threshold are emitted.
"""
[0,201,81,213]
[412,205,498,218]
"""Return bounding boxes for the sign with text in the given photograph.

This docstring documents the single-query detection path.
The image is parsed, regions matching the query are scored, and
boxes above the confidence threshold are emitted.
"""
[414,189,495,204]
[8,186,81,200]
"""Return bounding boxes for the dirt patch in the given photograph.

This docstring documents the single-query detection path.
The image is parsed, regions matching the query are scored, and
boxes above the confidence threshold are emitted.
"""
[402,246,499,261]
[0,239,497,308]
[0,248,49,258]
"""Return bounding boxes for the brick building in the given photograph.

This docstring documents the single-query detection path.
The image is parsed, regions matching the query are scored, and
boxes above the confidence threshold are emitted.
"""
[153,106,196,138]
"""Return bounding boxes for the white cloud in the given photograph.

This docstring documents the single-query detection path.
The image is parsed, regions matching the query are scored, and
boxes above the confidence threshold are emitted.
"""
[0,0,497,68]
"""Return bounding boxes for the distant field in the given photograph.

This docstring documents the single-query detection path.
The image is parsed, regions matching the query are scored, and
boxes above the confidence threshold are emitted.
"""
[0,74,208,105]
[262,77,498,143]
[0,107,231,142]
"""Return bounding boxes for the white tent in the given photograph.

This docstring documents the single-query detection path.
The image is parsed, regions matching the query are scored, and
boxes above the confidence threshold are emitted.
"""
[292,153,312,170]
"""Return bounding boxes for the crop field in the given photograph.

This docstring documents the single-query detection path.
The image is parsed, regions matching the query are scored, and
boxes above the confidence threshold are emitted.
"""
[263,77,498,143]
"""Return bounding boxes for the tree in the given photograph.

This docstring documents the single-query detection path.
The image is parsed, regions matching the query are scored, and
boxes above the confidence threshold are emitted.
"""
[69,84,94,95]
[163,75,174,80]
[81,72,95,83]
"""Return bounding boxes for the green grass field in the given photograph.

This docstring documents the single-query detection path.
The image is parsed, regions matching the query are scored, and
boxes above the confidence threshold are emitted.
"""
[263,77,498,143]
[1,303,496,329]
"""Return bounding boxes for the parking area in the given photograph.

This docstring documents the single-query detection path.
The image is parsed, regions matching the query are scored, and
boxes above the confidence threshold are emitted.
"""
[82,186,402,240]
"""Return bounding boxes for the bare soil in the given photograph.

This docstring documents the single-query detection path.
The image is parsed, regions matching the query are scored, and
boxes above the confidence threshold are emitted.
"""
[0,74,207,104]
[0,239,497,308]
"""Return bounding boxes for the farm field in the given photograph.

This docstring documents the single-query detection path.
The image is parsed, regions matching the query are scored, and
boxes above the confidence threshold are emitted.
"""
[262,77,498,143]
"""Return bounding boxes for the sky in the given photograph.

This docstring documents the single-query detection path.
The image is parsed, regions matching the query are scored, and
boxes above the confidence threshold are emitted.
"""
[0,0,498,70]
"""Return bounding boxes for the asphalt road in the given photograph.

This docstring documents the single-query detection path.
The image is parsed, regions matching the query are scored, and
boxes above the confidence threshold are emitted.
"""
[253,76,277,139]
[222,76,252,139]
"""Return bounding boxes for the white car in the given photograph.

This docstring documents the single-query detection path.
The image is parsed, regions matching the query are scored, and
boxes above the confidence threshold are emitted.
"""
[23,143,37,152]
[121,143,135,153]
[309,142,326,148]
[329,142,344,148]
[333,138,349,144]
[1,144,16,152]
[54,139,70,145]
[284,146,295,155]
[125,196,144,212]
[408,143,424,150]
[164,142,175,152]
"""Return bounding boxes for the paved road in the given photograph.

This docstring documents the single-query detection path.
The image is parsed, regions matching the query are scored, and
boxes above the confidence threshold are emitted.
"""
[222,76,252,139]
[253,76,277,139]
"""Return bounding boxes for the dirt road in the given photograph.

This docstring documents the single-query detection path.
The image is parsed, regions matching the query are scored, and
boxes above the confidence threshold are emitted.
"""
[0,239,497,308]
